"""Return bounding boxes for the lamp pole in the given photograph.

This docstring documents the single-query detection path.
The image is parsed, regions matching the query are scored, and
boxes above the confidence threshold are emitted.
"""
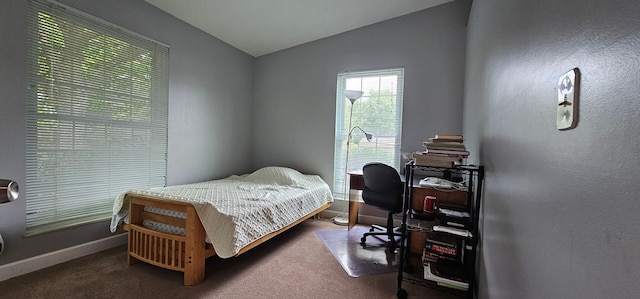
[333,90,372,226]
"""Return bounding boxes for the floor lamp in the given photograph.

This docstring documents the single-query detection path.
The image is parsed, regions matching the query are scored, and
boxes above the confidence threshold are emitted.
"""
[333,90,373,226]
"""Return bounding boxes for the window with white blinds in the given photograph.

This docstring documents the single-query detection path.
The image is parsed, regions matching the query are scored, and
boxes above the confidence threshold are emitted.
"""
[333,68,404,199]
[26,0,169,235]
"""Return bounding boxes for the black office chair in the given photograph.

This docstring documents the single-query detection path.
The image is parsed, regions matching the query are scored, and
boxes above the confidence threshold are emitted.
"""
[360,162,404,251]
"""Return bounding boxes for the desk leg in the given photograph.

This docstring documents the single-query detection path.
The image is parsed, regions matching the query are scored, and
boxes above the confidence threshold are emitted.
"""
[348,188,359,230]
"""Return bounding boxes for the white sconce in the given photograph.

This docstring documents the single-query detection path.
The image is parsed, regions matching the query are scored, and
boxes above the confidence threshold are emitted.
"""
[557,68,580,130]
[0,179,19,203]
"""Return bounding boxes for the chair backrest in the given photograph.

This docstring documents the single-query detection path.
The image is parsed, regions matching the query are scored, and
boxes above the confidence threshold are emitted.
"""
[362,163,403,213]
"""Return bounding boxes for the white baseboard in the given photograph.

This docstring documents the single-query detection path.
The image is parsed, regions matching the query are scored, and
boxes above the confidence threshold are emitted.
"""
[0,233,127,282]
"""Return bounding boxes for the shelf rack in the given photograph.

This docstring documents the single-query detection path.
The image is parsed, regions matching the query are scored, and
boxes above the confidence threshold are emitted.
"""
[396,161,484,299]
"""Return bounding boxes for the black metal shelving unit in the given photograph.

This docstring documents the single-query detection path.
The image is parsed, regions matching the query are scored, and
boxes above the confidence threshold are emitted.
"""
[396,161,484,299]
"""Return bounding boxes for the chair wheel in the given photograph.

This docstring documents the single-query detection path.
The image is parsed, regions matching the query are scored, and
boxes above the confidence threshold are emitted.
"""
[360,237,367,246]
[397,288,408,299]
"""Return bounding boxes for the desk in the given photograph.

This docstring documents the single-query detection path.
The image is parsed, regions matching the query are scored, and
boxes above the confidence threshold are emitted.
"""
[347,171,419,229]
[347,172,467,229]
[347,171,364,229]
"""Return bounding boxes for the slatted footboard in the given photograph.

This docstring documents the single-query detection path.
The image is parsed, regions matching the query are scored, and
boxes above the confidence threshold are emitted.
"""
[128,225,187,272]
[126,195,215,286]
[124,194,331,286]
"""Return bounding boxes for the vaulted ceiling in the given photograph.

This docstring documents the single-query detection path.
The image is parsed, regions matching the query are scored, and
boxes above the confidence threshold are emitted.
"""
[144,0,454,57]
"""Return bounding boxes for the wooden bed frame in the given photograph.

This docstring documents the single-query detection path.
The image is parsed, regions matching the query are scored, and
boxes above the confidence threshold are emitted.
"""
[122,194,331,286]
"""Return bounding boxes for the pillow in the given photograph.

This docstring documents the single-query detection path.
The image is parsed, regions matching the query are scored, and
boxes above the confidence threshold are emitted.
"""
[244,166,302,186]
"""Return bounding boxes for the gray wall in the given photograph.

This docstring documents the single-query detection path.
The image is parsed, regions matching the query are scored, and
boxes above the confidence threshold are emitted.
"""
[0,0,253,264]
[464,0,640,298]
[252,0,471,187]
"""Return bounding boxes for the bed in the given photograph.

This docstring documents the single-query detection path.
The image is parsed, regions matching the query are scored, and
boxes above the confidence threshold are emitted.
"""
[110,166,333,285]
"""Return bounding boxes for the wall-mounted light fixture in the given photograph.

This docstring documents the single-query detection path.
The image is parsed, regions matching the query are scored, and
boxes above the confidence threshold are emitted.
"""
[557,68,580,130]
[0,179,19,203]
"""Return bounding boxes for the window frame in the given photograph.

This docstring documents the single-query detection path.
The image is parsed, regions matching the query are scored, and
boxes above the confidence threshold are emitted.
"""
[333,68,405,199]
[25,0,169,235]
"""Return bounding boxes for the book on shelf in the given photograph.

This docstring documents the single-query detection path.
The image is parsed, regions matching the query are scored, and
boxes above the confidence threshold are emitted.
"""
[437,207,471,229]
[433,259,469,283]
[437,282,469,291]
[438,207,470,218]
[424,145,467,152]
[423,141,467,148]
[423,262,469,290]
[423,232,464,263]
[423,250,441,264]
[425,242,459,261]
[413,152,463,161]
[412,152,462,168]
[423,148,470,157]
[433,225,473,238]
[432,134,464,142]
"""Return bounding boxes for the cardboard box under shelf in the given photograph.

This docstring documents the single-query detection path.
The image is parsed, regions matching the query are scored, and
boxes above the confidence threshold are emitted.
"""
[408,230,427,256]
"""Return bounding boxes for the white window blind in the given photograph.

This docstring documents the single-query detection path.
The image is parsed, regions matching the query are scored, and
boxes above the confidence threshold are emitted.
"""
[333,68,404,199]
[26,0,169,235]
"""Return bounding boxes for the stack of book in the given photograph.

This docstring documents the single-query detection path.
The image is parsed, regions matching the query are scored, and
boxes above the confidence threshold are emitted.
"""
[422,231,469,290]
[421,204,474,291]
[413,134,469,168]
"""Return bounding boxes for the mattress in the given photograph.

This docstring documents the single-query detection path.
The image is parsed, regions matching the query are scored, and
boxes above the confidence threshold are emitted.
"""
[110,166,333,258]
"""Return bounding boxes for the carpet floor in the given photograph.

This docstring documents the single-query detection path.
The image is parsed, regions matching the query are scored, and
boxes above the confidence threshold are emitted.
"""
[0,218,464,299]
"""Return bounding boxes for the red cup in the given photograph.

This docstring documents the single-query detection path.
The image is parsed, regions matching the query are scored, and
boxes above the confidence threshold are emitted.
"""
[424,196,436,214]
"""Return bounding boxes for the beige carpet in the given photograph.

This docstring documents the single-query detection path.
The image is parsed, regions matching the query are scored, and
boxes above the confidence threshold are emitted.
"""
[0,219,463,299]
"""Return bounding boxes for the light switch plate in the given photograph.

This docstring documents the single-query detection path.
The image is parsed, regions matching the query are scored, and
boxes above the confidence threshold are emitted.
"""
[557,68,580,130]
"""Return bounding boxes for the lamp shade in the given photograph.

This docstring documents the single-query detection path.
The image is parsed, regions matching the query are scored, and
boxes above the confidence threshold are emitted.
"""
[0,179,19,203]
[344,90,364,104]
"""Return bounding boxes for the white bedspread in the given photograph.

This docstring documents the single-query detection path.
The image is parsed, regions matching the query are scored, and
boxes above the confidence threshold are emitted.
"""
[110,166,333,258]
